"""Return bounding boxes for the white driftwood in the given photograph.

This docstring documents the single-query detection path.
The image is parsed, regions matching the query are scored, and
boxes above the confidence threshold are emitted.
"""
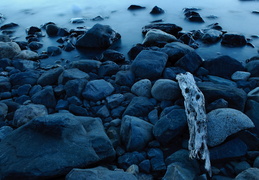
[176,72,211,176]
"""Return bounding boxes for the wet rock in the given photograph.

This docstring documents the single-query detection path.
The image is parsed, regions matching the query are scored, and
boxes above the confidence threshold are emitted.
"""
[247,87,259,103]
[142,23,182,36]
[235,168,259,180]
[131,79,152,97]
[0,76,11,92]
[31,86,56,108]
[131,50,168,80]
[153,108,187,144]
[160,42,194,64]
[0,42,21,59]
[70,18,85,24]
[203,55,245,79]
[175,51,203,73]
[10,70,40,87]
[37,67,64,86]
[26,26,41,35]
[63,41,75,52]
[76,23,121,49]
[245,100,259,135]
[123,97,155,117]
[28,41,43,51]
[118,151,145,170]
[221,33,247,47]
[46,24,59,37]
[0,112,115,179]
[98,61,120,77]
[207,108,255,147]
[13,104,48,127]
[17,84,31,96]
[150,6,165,14]
[201,29,222,43]
[245,60,259,77]
[58,68,89,84]
[65,78,87,98]
[102,49,125,63]
[184,9,204,22]
[0,126,13,141]
[47,46,62,56]
[82,79,114,101]
[70,59,101,73]
[115,70,135,87]
[120,115,153,151]
[13,59,39,71]
[231,71,251,81]
[0,22,19,30]
[142,29,177,46]
[66,167,137,180]
[151,79,180,101]
[128,5,146,10]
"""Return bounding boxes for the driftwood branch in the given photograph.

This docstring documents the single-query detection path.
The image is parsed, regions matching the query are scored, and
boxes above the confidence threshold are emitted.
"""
[176,72,211,176]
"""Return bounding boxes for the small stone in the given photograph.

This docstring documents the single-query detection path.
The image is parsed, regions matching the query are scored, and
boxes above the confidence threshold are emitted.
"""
[115,71,135,87]
[131,79,152,97]
[234,161,251,174]
[231,71,251,81]
[0,42,21,59]
[150,6,165,14]
[46,24,59,37]
[47,46,62,56]
[106,94,125,109]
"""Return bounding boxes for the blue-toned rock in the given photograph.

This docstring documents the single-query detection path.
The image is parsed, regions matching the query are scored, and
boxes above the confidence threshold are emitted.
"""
[131,79,152,97]
[64,78,87,98]
[0,102,8,122]
[115,70,135,87]
[0,126,13,141]
[221,33,247,47]
[47,46,62,56]
[131,50,168,80]
[70,60,101,73]
[201,29,222,43]
[106,94,125,109]
[0,76,11,92]
[10,70,40,87]
[37,66,64,86]
[0,42,21,59]
[245,100,259,136]
[82,79,114,101]
[118,151,145,170]
[245,60,259,77]
[102,49,125,63]
[98,61,119,77]
[15,50,39,60]
[31,86,56,108]
[58,68,89,84]
[150,6,165,14]
[235,168,259,180]
[175,51,203,73]
[147,148,166,172]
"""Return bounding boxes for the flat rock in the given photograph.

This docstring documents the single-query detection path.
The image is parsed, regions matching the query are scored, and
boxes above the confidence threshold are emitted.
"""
[142,29,177,46]
[207,108,255,147]
[70,59,101,73]
[66,167,137,180]
[82,79,114,101]
[15,50,39,60]
[75,23,121,49]
[151,79,181,101]
[128,5,146,10]
[203,55,245,79]
[120,115,153,151]
[235,168,259,180]
[221,33,247,47]
[0,42,21,59]
[198,82,247,111]
[37,66,64,86]
[12,104,48,127]
[131,50,168,80]
[131,79,152,97]
[10,70,40,87]
[58,68,89,84]
[231,71,251,81]
[207,75,237,87]
[0,112,115,179]
[142,23,182,36]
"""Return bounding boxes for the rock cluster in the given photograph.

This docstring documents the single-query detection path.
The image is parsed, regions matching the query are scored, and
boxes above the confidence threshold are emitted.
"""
[0,4,259,180]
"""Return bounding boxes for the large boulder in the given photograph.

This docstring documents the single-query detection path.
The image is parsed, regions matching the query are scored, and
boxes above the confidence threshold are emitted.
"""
[207,108,255,147]
[131,50,168,80]
[221,33,247,47]
[120,115,153,151]
[82,79,114,101]
[66,167,137,180]
[203,55,245,79]
[0,42,21,59]
[142,29,177,46]
[198,82,247,111]
[0,112,115,179]
[151,79,181,101]
[75,24,121,49]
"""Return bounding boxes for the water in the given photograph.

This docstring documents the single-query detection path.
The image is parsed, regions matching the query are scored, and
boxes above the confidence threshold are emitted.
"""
[1,0,259,66]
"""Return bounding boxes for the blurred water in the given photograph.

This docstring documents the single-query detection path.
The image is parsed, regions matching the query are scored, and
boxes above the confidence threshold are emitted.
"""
[0,0,259,65]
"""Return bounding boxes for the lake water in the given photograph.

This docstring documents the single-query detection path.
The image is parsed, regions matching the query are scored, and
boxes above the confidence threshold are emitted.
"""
[1,0,259,66]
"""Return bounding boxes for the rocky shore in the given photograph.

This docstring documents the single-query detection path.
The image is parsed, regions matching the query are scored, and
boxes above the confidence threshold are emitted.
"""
[0,5,259,180]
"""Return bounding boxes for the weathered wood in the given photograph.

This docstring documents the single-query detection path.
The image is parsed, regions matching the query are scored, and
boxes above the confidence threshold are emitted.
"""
[176,72,211,176]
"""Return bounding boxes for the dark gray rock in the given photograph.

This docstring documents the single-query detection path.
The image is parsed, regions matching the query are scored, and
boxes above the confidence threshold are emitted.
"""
[0,42,21,59]
[12,59,39,71]
[131,50,168,80]
[0,35,11,42]
[82,79,114,101]
[207,75,237,87]
[0,58,11,69]
[231,71,251,81]
[123,97,155,117]
[0,76,11,92]
[26,26,41,35]
[245,100,259,136]
[207,108,254,147]
[160,42,194,64]
[245,60,259,77]
[55,99,69,110]
[102,49,125,63]
[203,55,245,79]
[111,106,126,118]
[31,86,56,108]
[115,70,135,87]
[0,126,13,141]
[47,46,62,56]
[13,104,48,127]
[0,112,115,179]
[248,87,259,103]
[118,151,145,170]
[235,168,259,180]
[131,79,152,97]
[207,98,228,112]
[17,84,31,96]
[76,23,121,49]
[15,95,30,105]
[10,70,40,87]
[151,79,181,101]
[184,9,204,22]
[128,5,146,10]
[198,82,247,111]
[120,115,153,151]
[128,44,147,60]
[201,29,222,43]
[63,41,75,52]
[106,94,125,109]
[28,41,43,51]
[37,66,64,86]
[150,6,165,14]
[69,104,89,116]
[148,109,159,125]
[98,61,119,77]
[175,51,203,73]
[46,24,59,37]
[58,68,89,84]
[234,161,251,174]
[221,33,247,47]
[96,105,110,118]
[29,85,42,97]
[142,29,177,46]
[210,138,248,161]
[66,167,137,180]
[153,108,187,145]
[70,59,101,73]
[139,160,151,173]
[0,102,8,122]
[147,148,166,172]
[142,23,182,36]
[0,22,18,30]
[65,78,88,98]
[67,96,82,106]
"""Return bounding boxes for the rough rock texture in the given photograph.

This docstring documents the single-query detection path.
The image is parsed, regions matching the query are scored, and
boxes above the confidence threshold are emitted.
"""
[0,42,21,59]
[75,23,121,49]
[120,115,153,151]
[0,112,115,179]
[131,50,168,80]
[142,29,177,46]
[207,108,255,147]
[66,167,137,180]
[151,79,181,101]
[12,104,48,127]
